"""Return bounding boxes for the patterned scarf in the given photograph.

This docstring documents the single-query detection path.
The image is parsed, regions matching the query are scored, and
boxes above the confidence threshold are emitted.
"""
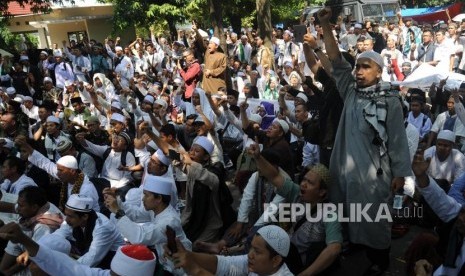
[19,202,63,232]
[59,172,85,211]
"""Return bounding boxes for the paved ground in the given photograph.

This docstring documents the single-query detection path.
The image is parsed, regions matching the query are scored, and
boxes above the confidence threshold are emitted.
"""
[226,177,431,276]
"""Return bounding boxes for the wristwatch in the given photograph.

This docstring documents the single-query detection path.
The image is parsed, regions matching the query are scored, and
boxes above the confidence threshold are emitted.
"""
[115,209,125,219]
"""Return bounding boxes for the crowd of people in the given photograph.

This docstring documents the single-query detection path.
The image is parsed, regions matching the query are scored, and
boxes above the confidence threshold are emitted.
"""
[1,5,465,276]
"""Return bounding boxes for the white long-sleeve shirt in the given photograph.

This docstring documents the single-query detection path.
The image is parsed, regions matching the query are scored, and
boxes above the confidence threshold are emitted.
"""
[63,48,91,81]
[31,245,111,276]
[51,212,124,267]
[302,142,320,168]
[83,141,135,188]
[418,177,465,276]
[0,174,37,194]
[116,205,191,275]
[237,171,287,226]
[28,150,100,211]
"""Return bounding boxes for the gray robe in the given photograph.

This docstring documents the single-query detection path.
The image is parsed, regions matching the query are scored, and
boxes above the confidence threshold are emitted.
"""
[329,55,412,249]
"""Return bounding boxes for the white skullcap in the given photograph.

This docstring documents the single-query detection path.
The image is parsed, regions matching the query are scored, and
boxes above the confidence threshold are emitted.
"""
[56,155,78,170]
[284,30,293,37]
[40,51,48,56]
[154,149,170,166]
[237,71,246,77]
[283,61,293,68]
[193,136,214,155]
[143,95,155,104]
[38,235,71,255]
[115,46,123,52]
[111,113,126,124]
[19,55,29,61]
[349,26,355,31]
[296,92,308,103]
[209,37,220,46]
[65,194,94,212]
[143,174,172,196]
[139,72,147,76]
[13,96,23,104]
[256,225,290,257]
[437,129,456,143]
[173,78,183,85]
[6,87,15,95]
[154,99,168,109]
[111,101,122,110]
[56,138,73,154]
[273,119,289,134]
[64,80,74,87]
[53,49,62,57]
[357,51,384,69]
[23,96,33,102]
[354,23,363,29]
[46,115,60,125]
[43,77,53,83]
[249,114,263,124]
[111,245,156,276]
[241,35,248,40]
[146,140,158,151]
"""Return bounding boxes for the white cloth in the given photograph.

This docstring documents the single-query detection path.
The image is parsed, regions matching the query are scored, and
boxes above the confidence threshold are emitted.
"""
[20,105,39,121]
[51,212,124,267]
[216,255,294,276]
[31,245,110,276]
[77,151,98,178]
[116,205,191,275]
[92,73,116,102]
[28,150,100,211]
[434,39,455,73]
[64,49,91,81]
[424,146,465,183]
[237,171,287,226]
[174,89,216,124]
[0,174,37,194]
[407,112,432,139]
[405,122,420,162]
[302,142,320,168]
[5,203,62,257]
[50,62,74,89]
[84,141,135,188]
[417,177,464,275]
[114,56,134,88]
[431,111,465,138]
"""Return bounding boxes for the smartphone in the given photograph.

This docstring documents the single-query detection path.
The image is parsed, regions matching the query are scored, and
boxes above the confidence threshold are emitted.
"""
[166,225,177,254]
[293,25,307,43]
[168,149,181,161]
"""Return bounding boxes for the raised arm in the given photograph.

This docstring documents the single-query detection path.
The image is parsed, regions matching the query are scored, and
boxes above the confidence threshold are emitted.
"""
[248,143,285,189]
[318,8,341,62]
[239,100,250,130]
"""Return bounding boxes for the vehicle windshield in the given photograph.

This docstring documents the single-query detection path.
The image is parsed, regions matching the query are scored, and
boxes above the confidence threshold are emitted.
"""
[362,3,399,21]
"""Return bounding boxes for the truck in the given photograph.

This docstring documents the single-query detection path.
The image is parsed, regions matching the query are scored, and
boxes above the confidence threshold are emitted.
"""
[302,0,401,24]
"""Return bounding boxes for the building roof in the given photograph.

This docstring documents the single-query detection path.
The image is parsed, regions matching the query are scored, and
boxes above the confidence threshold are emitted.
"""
[7,0,111,17]
[7,2,35,16]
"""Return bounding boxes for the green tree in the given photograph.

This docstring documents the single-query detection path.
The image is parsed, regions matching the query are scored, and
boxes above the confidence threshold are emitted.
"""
[1,0,69,52]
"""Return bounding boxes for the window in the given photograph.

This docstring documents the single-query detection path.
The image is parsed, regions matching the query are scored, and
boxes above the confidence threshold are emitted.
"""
[67,31,88,44]
[362,4,383,19]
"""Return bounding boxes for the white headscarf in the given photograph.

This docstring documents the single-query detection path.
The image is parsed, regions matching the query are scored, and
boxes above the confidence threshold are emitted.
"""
[93,73,116,101]
[186,88,215,124]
